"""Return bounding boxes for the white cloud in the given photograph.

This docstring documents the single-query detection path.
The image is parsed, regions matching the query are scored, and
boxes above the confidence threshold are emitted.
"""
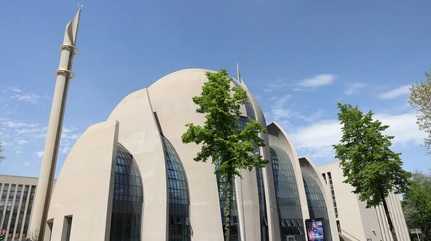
[290,112,424,159]
[0,118,81,160]
[299,74,336,88]
[377,112,424,145]
[8,87,41,104]
[16,139,28,145]
[345,82,366,96]
[270,95,291,121]
[379,85,411,100]
[36,151,44,158]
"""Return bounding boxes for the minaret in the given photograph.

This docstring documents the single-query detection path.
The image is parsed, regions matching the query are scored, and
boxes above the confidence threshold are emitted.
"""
[29,9,81,241]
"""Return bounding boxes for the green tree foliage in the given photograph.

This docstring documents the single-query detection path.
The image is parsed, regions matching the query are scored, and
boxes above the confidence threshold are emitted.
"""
[402,172,431,241]
[410,71,431,151]
[182,70,267,241]
[334,103,410,241]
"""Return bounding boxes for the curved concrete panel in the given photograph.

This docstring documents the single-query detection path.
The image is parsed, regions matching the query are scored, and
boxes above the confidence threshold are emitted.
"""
[148,68,225,241]
[299,157,340,241]
[47,120,119,241]
[108,88,168,241]
[267,122,310,238]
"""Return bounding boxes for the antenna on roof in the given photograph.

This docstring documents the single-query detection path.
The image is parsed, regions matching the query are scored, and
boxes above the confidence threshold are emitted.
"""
[236,63,242,83]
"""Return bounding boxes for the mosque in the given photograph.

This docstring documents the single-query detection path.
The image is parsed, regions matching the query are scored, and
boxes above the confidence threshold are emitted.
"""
[3,8,407,241]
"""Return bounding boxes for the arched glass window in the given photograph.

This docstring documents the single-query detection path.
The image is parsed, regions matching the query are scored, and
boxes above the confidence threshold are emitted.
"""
[270,147,305,241]
[162,137,191,241]
[110,144,143,241]
[302,171,333,241]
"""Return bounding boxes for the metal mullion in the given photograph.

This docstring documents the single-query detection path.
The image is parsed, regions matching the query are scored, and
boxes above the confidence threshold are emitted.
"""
[0,184,5,223]
[5,185,18,241]
[11,185,25,241]
[18,185,31,241]
[0,184,11,229]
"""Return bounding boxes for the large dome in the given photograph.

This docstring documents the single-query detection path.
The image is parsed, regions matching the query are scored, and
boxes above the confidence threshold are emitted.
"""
[45,68,339,241]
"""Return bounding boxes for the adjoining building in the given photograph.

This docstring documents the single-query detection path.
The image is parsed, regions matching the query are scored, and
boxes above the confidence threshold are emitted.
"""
[319,161,411,241]
[0,175,37,241]
[31,68,340,241]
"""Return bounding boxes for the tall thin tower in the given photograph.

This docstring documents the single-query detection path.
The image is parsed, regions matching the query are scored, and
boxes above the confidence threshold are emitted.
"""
[29,9,81,240]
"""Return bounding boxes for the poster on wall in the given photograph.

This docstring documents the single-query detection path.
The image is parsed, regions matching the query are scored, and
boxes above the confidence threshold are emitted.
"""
[305,218,325,241]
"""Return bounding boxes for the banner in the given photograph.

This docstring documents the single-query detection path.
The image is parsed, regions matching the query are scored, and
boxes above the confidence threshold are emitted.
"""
[305,218,325,241]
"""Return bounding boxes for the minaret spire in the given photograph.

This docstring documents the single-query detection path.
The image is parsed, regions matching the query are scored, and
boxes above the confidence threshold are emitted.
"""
[29,8,81,241]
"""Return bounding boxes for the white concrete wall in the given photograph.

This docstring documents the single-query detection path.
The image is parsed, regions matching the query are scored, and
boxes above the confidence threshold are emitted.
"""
[358,198,386,241]
[372,194,411,241]
[319,161,411,241]
[47,120,119,241]
[320,161,367,241]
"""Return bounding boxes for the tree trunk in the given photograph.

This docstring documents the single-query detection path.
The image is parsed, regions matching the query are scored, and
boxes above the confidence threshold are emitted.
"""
[223,175,233,241]
[381,193,398,241]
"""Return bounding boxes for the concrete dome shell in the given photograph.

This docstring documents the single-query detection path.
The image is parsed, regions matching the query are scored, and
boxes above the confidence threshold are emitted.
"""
[146,68,257,241]
[108,68,246,121]
[107,68,270,241]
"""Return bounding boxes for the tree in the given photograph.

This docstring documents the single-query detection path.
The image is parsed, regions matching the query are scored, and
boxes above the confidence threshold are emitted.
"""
[402,172,431,241]
[410,71,431,151]
[333,103,410,241]
[182,70,267,241]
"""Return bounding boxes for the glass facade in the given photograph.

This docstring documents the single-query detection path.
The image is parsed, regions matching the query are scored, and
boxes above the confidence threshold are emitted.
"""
[302,171,333,241]
[162,137,191,241]
[270,147,305,241]
[110,144,143,241]
[0,181,35,241]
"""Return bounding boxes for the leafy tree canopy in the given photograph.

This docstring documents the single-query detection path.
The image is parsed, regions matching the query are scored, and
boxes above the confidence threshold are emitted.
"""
[182,70,267,241]
[403,172,431,241]
[182,70,267,177]
[334,103,410,207]
[410,71,431,151]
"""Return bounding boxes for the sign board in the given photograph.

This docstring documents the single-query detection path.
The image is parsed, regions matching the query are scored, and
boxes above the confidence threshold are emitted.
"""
[305,218,325,241]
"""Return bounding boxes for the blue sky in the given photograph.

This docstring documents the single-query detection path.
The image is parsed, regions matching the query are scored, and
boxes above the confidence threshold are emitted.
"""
[0,0,430,177]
